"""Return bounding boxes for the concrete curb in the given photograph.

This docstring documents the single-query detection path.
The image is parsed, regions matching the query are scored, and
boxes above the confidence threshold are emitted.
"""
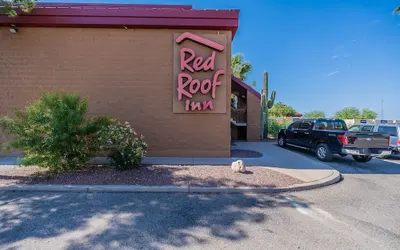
[0,170,341,194]
[0,185,90,192]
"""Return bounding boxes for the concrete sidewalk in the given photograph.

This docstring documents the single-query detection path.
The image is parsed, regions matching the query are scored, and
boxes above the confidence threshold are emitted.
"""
[136,141,339,185]
[232,142,340,184]
[0,142,341,193]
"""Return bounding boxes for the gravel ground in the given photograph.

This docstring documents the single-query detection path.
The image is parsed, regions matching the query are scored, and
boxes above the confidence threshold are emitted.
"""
[0,165,303,187]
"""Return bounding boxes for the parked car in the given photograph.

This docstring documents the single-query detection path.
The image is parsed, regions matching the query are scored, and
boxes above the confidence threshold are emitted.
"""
[349,123,400,155]
[277,118,392,162]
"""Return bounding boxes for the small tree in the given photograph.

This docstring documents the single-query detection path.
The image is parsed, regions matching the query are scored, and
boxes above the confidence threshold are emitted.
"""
[269,102,297,117]
[0,0,36,17]
[0,92,114,173]
[359,108,378,119]
[303,111,326,118]
[334,107,377,119]
[334,107,360,119]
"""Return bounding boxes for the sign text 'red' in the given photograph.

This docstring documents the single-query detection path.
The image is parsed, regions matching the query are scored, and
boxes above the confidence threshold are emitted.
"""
[175,32,226,112]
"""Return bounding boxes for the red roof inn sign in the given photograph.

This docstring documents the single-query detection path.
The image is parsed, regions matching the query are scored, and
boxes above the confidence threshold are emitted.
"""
[173,32,227,113]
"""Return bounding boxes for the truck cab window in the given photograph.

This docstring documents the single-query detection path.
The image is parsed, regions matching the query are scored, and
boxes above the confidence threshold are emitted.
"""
[377,126,397,136]
[314,121,328,130]
[314,120,347,131]
[361,125,374,132]
[300,122,312,130]
[289,122,300,130]
[349,125,361,131]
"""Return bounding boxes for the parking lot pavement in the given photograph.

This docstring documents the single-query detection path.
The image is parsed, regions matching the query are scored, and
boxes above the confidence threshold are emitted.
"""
[1,145,399,250]
[280,144,400,175]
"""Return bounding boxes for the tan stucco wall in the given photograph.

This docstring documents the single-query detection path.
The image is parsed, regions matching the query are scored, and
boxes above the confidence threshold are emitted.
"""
[246,91,261,141]
[0,27,232,157]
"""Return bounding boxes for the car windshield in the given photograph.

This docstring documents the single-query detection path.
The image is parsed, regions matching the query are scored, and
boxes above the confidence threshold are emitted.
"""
[377,126,398,136]
[314,120,347,131]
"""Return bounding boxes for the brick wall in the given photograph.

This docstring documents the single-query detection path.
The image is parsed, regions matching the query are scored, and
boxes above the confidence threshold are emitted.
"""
[0,27,232,157]
[246,91,261,141]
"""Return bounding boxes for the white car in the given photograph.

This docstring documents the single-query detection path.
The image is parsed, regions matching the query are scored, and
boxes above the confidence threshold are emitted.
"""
[349,124,400,154]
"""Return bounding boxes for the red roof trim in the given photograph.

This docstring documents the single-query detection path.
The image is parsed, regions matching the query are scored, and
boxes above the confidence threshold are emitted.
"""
[35,3,194,10]
[0,3,239,39]
[232,76,261,99]
[1,16,238,29]
[18,7,239,19]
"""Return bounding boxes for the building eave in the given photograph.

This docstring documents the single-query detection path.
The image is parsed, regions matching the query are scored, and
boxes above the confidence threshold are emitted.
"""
[231,76,261,99]
[0,3,239,39]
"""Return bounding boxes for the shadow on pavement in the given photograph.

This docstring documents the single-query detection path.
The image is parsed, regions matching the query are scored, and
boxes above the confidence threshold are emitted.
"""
[0,192,312,249]
[279,144,400,175]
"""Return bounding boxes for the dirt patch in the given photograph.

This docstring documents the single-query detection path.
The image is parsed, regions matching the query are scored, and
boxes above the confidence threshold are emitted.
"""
[0,165,303,188]
[231,149,263,158]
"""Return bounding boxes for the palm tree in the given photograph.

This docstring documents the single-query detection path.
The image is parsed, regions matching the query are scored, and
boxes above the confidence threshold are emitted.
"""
[231,53,252,81]
[395,6,400,14]
[230,54,255,108]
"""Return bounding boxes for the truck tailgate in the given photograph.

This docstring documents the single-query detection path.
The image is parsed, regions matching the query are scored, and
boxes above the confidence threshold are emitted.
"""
[343,132,390,149]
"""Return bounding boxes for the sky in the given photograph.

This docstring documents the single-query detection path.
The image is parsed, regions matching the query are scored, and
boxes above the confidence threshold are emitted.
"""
[43,0,400,118]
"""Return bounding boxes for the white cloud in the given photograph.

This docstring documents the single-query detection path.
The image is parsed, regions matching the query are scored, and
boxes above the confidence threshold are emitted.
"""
[332,55,338,59]
[327,70,339,77]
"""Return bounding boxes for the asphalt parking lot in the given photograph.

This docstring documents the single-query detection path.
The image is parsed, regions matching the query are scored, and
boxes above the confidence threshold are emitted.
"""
[279,143,400,175]
[1,144,400,250]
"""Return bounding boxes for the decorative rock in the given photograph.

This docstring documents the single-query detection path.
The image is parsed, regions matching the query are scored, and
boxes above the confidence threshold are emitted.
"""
[231,160,246,173]
[231,161,240,172]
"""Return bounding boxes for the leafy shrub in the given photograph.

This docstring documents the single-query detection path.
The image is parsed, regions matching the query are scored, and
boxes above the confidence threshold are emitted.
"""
[0,92,114,173]
[99,122,147,170]
[266,119,281,139]
[266,119,291,139]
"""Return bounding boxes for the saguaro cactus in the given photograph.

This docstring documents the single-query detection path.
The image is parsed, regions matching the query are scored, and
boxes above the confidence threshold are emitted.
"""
[260,71,276,139]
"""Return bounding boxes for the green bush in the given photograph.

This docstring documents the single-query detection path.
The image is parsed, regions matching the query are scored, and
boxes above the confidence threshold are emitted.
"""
[99,122,147,170]
[266,119,291,139]
[0,92,114,173]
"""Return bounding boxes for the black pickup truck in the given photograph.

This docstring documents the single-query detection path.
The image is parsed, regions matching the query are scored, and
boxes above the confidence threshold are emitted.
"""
[277,119,392,162]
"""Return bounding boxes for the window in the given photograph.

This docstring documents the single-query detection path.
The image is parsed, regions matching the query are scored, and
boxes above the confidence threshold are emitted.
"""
[361,125,374,132]
[377,126,398,136]
[314,120,347,131]
[300,121,312,130]
[288,122,301,130]
[348,125,361,131]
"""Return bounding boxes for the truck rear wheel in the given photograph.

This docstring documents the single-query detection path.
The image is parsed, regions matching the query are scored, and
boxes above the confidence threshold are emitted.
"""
[315,143,333,162]
[352,155,372,162]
